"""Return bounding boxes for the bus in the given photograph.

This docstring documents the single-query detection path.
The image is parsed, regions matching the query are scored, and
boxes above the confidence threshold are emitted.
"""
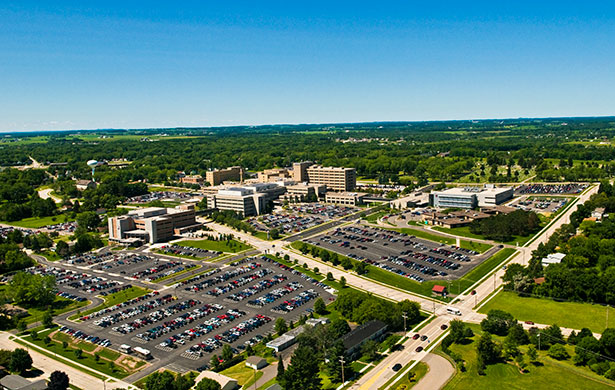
[446,307,462,316]
[134,346,152,360]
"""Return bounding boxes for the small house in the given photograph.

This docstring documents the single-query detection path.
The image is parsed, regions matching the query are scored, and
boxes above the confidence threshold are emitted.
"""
[432,285,447,296]
[245,356,267,370]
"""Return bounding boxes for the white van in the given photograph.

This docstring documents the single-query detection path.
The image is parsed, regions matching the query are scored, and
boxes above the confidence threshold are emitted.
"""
[446,307,462,316]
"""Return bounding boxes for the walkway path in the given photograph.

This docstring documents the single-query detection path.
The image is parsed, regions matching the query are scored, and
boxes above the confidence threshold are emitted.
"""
[413,353,454,390]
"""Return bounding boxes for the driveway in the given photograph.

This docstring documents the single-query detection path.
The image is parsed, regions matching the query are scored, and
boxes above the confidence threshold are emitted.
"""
[413,353,454,390]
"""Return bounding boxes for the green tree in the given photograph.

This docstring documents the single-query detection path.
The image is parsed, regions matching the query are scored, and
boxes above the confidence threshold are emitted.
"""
[76,211,101,232]
[476,333,501,366]
[480,309,516,336]
[74,349,82,359]
[574,336,601,365]
[144,371,175,390]
[275,317,288,335]
[9,349,32,374]
[276,354,285,385]
[340,276,347,288]
[221,344,233,362]
[283,346,322,390]
[210,354,220,370]
[360,339,379,362]
[313,298,326,315]
[195,378,221,390]
[527,345,538,362]
[42,309,54,328]
[47,370,70,390]
[548,344,569,360]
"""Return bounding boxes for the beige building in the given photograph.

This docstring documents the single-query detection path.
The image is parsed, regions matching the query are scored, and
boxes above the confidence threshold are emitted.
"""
[258,168,291,182]
[205,166,244,186]
[292,161,313,182]
[281,183,326,202]
[180,175,204,185]
[306,165,356,191]
[325,192,366,206]
[108,204,200,244]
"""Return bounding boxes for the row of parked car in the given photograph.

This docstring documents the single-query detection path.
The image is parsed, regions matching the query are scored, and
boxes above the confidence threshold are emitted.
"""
[184,314,271,357]
[131,260,186,281]
[93,294,176,327]
[59,326,111,347]
[271,289,319,313]
[247,282,303,308]
[226,274,288,302]
[183,263,262,293]
[159,244,219,259]
[79,291,161,321]
[112,299,201,334]
[92,253,150,271]
[207,269,273,297]
[158,308,245,347]
[56,291,87,302]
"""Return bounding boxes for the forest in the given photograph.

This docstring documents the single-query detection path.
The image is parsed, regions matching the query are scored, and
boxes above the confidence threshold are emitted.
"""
[1,117,615,187]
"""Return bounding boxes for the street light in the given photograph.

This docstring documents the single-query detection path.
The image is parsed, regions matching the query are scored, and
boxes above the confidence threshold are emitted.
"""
[340,357,346,384]
[402,312,408,333]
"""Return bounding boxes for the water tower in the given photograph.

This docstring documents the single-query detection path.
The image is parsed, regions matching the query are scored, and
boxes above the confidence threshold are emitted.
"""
[87,160,98,181]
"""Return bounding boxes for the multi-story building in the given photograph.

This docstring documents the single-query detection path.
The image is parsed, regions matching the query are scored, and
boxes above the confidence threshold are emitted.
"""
[205,166,244,186]
[430,185,513,209]
[305,165,356,191]
[292,161,313,182]
[207,187,266,217]
[281,183,326,202]
[108,204,200,244]
[180,175,204,185]
[258,168,291,183]
[325,192,366,206]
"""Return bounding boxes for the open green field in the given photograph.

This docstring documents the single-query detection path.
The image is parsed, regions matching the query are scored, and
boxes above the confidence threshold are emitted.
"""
[68,286,150,320]
[442,324,615,390]
[479,291,615,333]
[0,213,76,228]
[23,296,89,324]
[175,239,251,253]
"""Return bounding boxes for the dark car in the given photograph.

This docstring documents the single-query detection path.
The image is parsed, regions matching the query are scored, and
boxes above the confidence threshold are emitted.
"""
[441,324,448,330]
[391,344,405,352]
[413,333,420,340]
[392,363,402,372]
[420,335,428,341]
[415,346,423,352]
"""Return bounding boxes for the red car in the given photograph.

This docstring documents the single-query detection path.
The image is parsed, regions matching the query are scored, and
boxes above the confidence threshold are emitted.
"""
[413,333,420,340]
[525,321,535,325]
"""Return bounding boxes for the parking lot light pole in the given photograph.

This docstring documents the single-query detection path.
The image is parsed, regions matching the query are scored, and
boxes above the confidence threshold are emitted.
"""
[402,312,408,333]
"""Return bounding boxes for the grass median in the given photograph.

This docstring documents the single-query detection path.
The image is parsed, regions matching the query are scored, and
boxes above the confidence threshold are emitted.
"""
[174,238,251,253]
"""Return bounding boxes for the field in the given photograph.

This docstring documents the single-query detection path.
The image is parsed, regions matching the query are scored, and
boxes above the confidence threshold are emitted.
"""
[175,238,251,253]
[0,213,76,228]
[479,291,615,333]
[442,324,615,390]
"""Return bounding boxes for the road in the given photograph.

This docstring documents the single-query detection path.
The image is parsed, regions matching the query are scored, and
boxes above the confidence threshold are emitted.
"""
[38,188,62,204]
[352,183,599,389]
[413,353,455,390]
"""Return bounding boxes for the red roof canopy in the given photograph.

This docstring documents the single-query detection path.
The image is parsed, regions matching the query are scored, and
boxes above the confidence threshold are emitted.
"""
[432,285,447,293]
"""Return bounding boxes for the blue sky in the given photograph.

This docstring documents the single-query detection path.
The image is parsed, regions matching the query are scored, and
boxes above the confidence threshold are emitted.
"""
[1,1,614,131]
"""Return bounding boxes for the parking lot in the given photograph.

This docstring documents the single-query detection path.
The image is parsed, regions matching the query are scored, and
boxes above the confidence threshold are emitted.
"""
[306,224,489,282]
[514,183,588,195]
[510,197,568,214]
[125,191,194,204]
[248,203,358,235]
[47,253,334,372]
[158,244,220,260]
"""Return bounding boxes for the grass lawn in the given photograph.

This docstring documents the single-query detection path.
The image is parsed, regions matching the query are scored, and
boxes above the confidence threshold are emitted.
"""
[68,286,150,320]
[221,362,264,388]
[23,297,89,324]
[38,250,62,261]
[175,239,251,253]
[151,265,198,283]
[24,330,133,379]
[459,241,493,254]
[390,361,428,390]
[365,210,391,223]
[479,291,615,333]
[442,324,615,390]
[0,213,76,228]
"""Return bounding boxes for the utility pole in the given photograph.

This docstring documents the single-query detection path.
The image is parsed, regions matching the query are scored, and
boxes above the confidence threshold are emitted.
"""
[607,305,610,330]
[493,273,496,291]
[538,333,541,351]
[340,357,346,384]
[402,312,408,333]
